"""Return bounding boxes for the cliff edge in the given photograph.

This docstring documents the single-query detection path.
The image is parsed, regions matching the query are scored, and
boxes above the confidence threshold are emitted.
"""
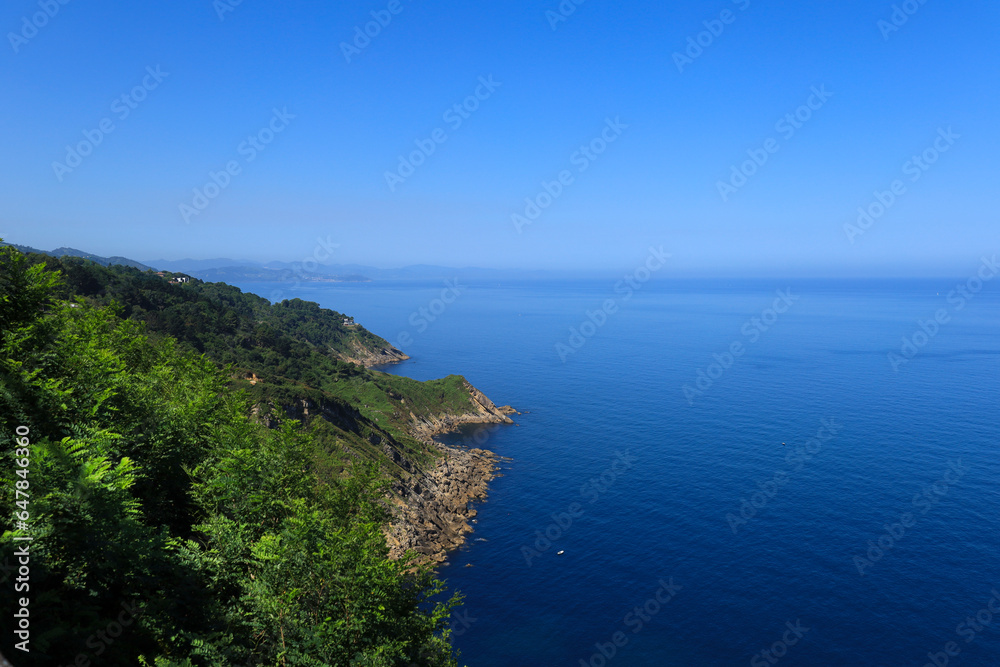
[387,381,517,563]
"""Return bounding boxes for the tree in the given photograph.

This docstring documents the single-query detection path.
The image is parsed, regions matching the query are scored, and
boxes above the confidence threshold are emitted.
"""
[1,244,465,664]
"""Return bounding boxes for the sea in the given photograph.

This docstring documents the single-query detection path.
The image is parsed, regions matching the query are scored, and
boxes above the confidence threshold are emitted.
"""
[231,276,1000,666]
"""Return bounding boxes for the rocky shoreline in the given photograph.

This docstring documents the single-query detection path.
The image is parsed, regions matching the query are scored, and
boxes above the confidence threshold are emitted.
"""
[385,443,498,563]
[408,382,517,442]
[386,382,518,564]
[344,342,409,367]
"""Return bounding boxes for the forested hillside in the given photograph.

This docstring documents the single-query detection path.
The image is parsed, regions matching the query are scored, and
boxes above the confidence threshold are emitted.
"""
[0,245,503,665]
[21,252,508,480]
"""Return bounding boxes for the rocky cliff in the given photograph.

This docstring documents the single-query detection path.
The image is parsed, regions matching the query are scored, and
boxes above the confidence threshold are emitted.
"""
[385,445,498,562]
[344,340,410,367]
[406,381,516,441]
[277,372,516,565]
[388,381,517,564]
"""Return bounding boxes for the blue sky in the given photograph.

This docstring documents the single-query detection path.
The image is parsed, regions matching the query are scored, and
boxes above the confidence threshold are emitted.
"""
[1,0,997,275]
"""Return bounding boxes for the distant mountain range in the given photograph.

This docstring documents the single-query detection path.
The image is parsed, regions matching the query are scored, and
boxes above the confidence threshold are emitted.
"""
[1,241,568,283]
[3,243,156,271]
[188,265,371,283]
[145,258,565,282]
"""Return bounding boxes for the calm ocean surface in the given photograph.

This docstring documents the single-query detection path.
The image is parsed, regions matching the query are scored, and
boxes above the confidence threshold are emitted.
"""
[234,277,1000,666]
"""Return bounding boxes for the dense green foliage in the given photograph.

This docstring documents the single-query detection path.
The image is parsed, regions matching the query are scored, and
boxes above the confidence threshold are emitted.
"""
[27,254,476,468]
[0,246,463,665]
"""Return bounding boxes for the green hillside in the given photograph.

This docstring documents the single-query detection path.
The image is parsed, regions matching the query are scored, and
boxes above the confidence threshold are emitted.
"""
[0,244,493,665]
[24,252,497,479]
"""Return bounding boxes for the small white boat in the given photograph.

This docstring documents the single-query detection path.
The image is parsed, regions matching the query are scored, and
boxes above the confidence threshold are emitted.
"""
[556,550,564,555]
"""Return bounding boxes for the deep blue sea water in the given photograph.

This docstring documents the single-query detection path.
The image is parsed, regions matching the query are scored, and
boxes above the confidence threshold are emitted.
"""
[234,277,1000,666]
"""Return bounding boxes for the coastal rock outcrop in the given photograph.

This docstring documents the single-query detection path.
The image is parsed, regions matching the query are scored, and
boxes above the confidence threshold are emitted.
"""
[387,382,518,564]
[345,341,409,367]
[279,373,517,564]
[408,381,516,441]
[385,445,498,562]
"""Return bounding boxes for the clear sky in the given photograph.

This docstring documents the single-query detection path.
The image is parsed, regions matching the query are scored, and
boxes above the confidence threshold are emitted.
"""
[1,0,997,276]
